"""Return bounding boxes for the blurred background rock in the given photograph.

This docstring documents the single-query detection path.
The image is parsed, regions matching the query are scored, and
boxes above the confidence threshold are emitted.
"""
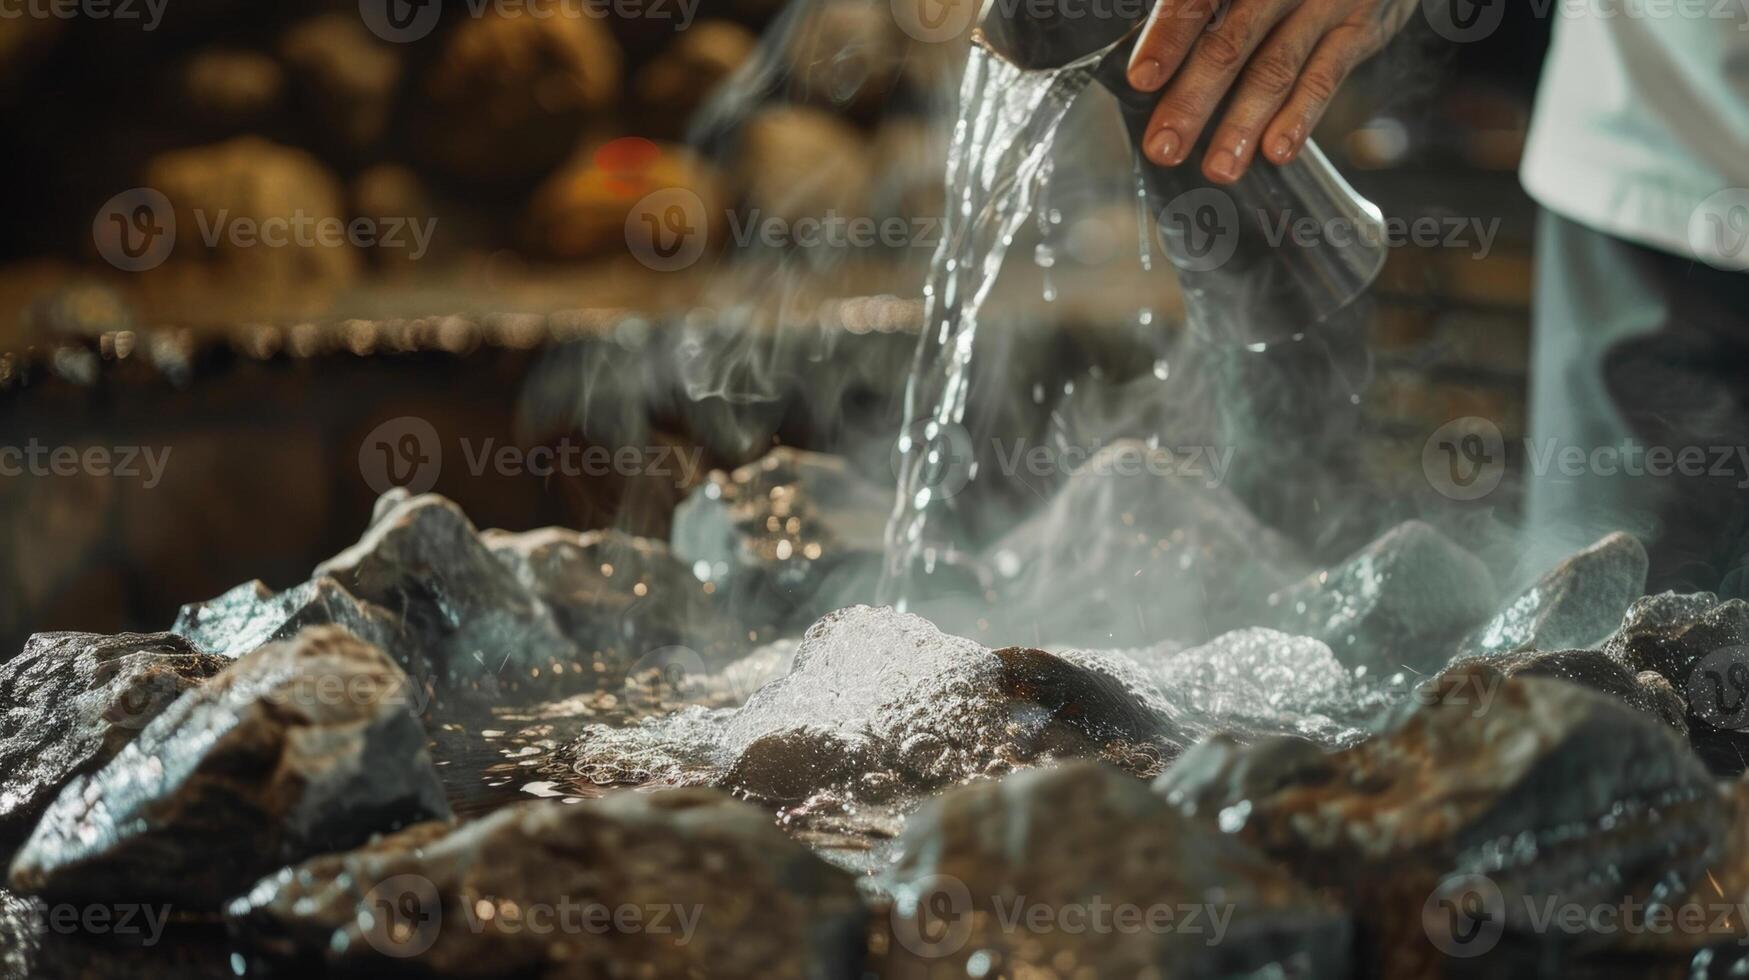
[0,0,1554,656]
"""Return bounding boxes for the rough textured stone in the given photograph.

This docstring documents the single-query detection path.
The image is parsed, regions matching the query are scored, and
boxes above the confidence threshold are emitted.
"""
[1267,520,1497,677]
[135,137,358,302]
[413,2,622,184]
[1459,531,1650,659]
[1155,668,1728,974]
[989,441,1309,649]
[568,606,1182,802]
[526,140,725,260]
[278,14,401,150]
[171,576,414,672]
[315,493,579,697]
[1605,591,1749,774]
[1116,627,1389,746]
[1432,648,1688,733]
[635,20,758,136]
[181,48,284,124]
[8,627,449,909]
[0,632,226,851]
[672,447,897,633]
[878,762,1350,978]
[228,790,866,977]
[482,525,735,680]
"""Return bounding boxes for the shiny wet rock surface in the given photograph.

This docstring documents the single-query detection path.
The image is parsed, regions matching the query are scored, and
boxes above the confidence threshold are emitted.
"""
[4,474,1749,978]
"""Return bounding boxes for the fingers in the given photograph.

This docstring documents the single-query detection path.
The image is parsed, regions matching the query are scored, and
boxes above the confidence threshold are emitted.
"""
[1140,0,1300,170]
[1260,24,1377,167]
[1198,6,1336,183]
[1127,0,1222,93]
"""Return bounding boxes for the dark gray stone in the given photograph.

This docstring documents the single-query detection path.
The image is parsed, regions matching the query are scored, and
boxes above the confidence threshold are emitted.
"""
[1430,648,1688,733]
[1155,667,1728,973]
[0,632,226,852]
[671,447,898,636]
[1458,531,1649,659]
[1603,591,1749,775]
[567,606,1183,802]
[227,789,867,978]
[1267,520,1497,677]
[481,526,737,683]
[171,577,425,691]
[8,627,449,909]
[879,761,1350,978]
[315,492,579,697]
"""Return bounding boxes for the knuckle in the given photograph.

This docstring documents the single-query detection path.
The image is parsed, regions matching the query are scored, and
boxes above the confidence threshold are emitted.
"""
[1156,92,1207,122]
[1246,50,1302,96]
[1195,29,1247,71]
[1298,65,1344,105]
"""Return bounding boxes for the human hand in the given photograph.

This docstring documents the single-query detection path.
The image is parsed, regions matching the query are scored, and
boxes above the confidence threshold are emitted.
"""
[1127,0,1417,182]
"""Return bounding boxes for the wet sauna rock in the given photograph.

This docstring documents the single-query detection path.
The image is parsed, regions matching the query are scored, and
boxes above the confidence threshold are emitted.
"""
[568,606,1182,801]
[672,447,895,632]
[171,576,417,676]
[482,526,734,678]
[1430,648,1687,732]
[879,762,1350,978]
[0,632,226,851]
[1142,627,1386,746]
[228,790,866,978]
[1266,520,1497,678]
[1605,590,1749,680]
[8,627,449,909]
[315,492,578,695]
[1457,531,1649,659]
[1155,667,1728,974]
[989,441,1309,649]
[1604,591,1749,774]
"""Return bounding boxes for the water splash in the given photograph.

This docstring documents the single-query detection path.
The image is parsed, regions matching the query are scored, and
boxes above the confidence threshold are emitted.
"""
[880,42,1098,606]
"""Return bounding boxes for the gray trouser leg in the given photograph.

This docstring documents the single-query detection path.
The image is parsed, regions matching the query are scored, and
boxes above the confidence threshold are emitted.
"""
[1528,210,1749,597]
